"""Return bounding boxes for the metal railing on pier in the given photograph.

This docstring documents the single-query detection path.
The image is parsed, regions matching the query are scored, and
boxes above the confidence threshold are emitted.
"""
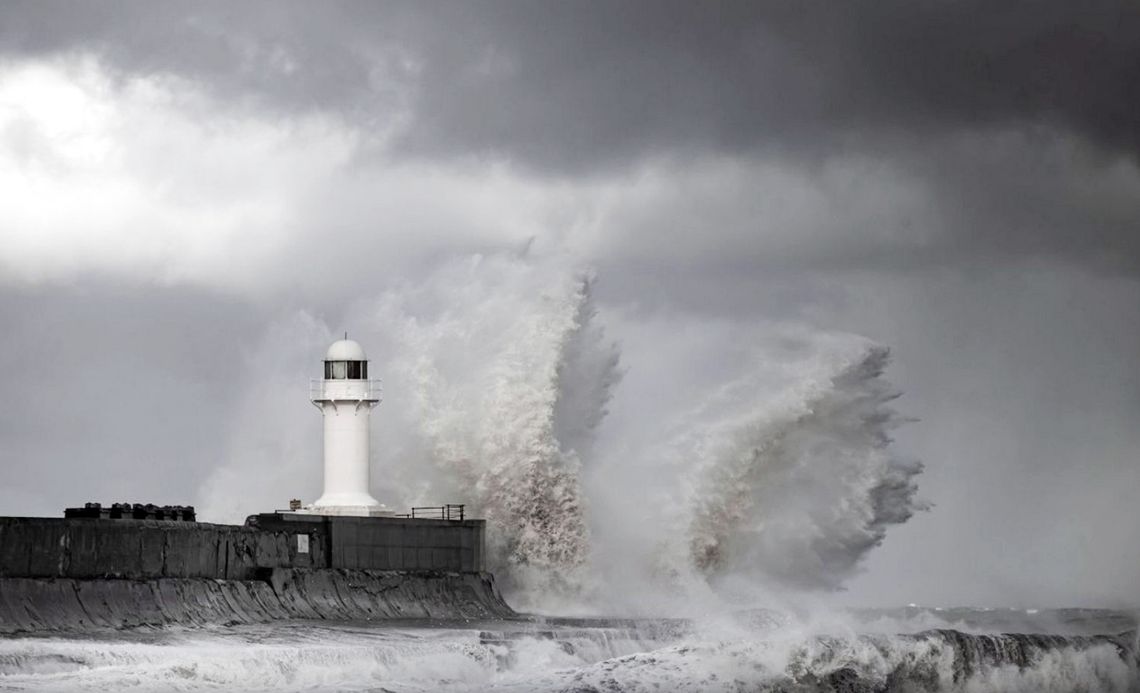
[396,504,466,521]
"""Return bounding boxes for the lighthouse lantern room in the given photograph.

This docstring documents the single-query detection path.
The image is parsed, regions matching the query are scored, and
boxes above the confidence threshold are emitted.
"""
[306,337,391,516]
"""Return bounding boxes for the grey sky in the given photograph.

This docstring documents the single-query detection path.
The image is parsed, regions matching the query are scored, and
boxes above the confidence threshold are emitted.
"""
[0,1,1137,607]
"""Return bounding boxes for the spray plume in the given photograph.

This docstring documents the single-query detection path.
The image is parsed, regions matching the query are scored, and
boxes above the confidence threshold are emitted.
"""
[201,252,925,610]
[369,254,622,605]
[682,344,927,591]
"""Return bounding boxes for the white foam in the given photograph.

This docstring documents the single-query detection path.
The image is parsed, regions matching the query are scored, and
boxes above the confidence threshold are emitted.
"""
[1,617,1134,692]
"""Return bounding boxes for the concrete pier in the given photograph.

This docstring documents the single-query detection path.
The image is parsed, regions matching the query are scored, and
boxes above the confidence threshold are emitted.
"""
[0,515,508,632]
[0,514,485,579]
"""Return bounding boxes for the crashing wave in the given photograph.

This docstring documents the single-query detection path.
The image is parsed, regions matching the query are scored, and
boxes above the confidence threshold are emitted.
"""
[682,344,927,590]
[373,254,622,605]
[4,621,1130,692]
[191,251,926,610]
[506,627,1139,692]
[363,253,926,608]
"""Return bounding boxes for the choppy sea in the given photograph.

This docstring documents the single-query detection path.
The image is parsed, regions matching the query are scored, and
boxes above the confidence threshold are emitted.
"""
[1,607,1136,692]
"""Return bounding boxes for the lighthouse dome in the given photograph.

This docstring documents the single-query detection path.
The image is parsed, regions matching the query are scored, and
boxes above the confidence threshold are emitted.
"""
[326,339,367,361]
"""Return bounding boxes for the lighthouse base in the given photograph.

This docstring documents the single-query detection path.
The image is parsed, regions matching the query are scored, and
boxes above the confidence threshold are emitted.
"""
[306,491,393,517]
[300,505,395,517]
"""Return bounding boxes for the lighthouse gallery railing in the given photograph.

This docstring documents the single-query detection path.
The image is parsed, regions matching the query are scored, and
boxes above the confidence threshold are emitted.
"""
[309,378,384,402]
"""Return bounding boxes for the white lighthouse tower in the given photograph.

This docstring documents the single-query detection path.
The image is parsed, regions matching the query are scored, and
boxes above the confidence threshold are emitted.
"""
[308,337,389,516]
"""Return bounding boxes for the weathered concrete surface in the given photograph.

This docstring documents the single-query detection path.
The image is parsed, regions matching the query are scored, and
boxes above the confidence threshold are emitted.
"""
[0,570,516,634]
[0,518,321,580]
[0,516,485,579]
[0,517,506,633]
[250,514,486,572]
[265,569,512,620]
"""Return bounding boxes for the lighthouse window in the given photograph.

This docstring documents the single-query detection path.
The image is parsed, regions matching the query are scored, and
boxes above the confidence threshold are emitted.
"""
[323,360,367,379]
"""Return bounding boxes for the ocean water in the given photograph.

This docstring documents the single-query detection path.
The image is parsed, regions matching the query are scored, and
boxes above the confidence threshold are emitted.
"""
[1,609,1136,692]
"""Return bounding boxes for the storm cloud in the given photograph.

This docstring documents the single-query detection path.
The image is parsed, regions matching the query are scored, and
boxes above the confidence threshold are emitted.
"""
[5,2,1138,160]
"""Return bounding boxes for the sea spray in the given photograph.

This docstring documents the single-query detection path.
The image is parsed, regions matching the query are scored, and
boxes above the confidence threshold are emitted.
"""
[372,254,622,606]
[683,344,927,590]
[197,251,924,612]
[580,322,928,613]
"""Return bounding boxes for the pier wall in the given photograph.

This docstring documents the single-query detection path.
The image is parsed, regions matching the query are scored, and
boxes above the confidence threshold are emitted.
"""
[249,513,485,573]
[0,515,485,580]
[0,569,515,633]
[0,518,313,580]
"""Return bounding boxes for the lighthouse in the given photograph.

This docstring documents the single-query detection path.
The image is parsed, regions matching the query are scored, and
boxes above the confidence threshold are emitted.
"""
[308,337,389,516]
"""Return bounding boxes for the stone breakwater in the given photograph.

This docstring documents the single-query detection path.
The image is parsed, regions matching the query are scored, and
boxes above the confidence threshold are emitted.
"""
[0,569,516,634]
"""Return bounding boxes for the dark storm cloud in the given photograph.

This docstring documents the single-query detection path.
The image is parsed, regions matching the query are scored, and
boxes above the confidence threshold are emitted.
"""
[0,2,361,104]
[2,0,1137,166]
[584,132,1140,314]
[400,0,1140,168]
[3,0,1137,281]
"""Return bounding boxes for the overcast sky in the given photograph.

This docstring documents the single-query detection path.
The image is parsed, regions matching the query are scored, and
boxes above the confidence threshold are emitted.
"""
[1,1,1138,608]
